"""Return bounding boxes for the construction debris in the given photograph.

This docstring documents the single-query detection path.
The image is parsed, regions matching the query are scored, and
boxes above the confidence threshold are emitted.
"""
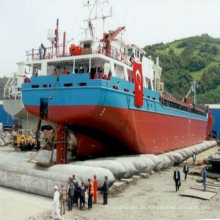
[0,131,12,146]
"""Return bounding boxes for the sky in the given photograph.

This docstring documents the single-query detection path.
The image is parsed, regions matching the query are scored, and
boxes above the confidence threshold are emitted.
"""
[0,0,220,76]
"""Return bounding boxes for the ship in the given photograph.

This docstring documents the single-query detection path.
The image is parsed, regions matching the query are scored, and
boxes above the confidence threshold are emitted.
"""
[19,1,209,161]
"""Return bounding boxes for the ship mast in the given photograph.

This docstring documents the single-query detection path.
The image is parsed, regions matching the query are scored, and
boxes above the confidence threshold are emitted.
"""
[83,0,112,39]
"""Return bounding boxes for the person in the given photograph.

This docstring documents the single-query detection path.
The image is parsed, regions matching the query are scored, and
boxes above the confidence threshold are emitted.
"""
[102,176,109,205]
[54,68,58,76]
[192,153,196,165]
[16,133,22,150]
[79,182,86,210]
[62,67,68,75]
[183,162,189,181]
[72,175,79,207]
[129,53,135,66]
[24,133,30,150]
[173,167,181,192]
[97,67,103,79]
[79,66,84,73]
[24,76,30,83]
[87,178,94,209]
[60,185,67,215]
[67,177,74,211]
[39,44,43,60]
[93,175,98,204]
[202,167,208,191]
[51,185,61,219]
[41,43,46,59]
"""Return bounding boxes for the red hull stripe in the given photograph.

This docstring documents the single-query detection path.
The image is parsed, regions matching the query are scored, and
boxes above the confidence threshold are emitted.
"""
[25,105,207,154]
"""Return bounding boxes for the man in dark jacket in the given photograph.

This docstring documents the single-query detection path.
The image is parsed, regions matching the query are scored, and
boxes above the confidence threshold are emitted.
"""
[72,174,79,207]
[202,167,208,191]
[102,176,109,205]
[67,177,74,211]
[183,162,189,181]
[79,182,86,210]
[173,167,181,192]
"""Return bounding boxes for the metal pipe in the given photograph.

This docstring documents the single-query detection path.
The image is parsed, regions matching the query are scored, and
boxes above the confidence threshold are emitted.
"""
[63,32,66,57]
[56,19,59,57]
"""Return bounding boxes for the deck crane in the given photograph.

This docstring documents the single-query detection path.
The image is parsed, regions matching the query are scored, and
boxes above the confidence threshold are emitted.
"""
[101,26,125,57]
[183,80,197,104]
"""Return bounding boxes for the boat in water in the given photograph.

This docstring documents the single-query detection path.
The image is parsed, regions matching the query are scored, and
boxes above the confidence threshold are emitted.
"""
[20,1,209,159]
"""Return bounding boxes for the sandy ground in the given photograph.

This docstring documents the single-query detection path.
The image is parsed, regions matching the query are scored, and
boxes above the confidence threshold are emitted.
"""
[0,145,220,220]
[0,186,51,220]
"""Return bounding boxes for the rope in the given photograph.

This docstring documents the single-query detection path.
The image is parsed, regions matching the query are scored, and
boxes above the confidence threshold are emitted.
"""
[31,75,60,164]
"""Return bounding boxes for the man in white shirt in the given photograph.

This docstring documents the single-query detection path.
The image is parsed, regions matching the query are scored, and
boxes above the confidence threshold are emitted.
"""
[51,185,61,219]
[192,153,196,165]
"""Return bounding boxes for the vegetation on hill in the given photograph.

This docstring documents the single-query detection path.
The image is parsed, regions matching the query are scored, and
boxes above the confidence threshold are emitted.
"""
[144,34,220,104]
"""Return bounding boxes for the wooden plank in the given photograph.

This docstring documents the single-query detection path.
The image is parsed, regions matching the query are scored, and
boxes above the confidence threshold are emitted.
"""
[190,186,217,193]
[36,162,52,167]
[179,189,216,200]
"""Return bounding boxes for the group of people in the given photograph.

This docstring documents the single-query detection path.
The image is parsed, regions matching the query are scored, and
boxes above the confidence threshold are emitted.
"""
[52,174,109,219]
[53,67,85,76]
[173,153,208,192]
[14,132,35,151]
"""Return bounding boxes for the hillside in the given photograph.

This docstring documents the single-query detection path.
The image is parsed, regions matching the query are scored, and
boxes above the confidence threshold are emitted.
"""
[144,34,220,104]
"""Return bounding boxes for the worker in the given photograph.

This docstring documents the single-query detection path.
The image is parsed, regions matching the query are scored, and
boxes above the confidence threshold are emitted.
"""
[183,162,189,181]
[79,182,86,210]
[24,133,30,151]
[192,153,196,165]
[41,43,46,59]
[79,66,84,73]
[60,185,67,215]
[51,185,61,220]
[54,69,58,76]
[24,76,30,83]
[87,178,94,210]
[20,135,26,151]
[62,67,68,75]
[97,67,103,79]
[93,175,98,204]
[16,133,22,150]
[173,167,181,192]
[72,174,79,207]
[67,177,74,211]
[102,176,109,205]
[202,167,208,191]
[129,53,135,66]
[39,44,43,60]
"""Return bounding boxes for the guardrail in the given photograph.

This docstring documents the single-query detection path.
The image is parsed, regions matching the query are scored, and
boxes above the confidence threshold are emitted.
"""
[26,44,130,65]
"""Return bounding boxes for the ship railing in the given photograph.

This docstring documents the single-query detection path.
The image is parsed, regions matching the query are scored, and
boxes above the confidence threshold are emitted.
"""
[26,44,130,65]
[160,93,206,115]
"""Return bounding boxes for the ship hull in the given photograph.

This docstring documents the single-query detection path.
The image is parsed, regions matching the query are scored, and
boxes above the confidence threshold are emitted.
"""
[25,104,207,154]
[22,74,207,156]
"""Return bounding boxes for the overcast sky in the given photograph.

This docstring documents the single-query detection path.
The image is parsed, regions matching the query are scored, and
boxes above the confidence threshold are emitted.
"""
[0,0,220,77]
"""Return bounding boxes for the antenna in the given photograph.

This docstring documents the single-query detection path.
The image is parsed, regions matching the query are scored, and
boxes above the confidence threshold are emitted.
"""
[193,80,197,104]
[84,0,112,39]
